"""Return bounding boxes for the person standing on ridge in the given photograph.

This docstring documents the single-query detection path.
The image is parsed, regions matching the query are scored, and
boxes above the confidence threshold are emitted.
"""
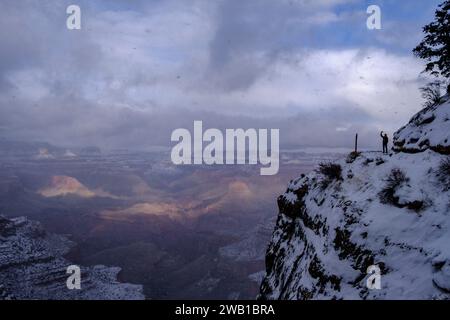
[380,131,389,154]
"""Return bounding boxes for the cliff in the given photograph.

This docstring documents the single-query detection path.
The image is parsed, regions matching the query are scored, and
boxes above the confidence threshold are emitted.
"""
[259,98,450,299]
[0,215,144,300]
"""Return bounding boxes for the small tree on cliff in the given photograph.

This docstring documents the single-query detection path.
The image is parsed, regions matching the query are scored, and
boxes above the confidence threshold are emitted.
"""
[413,0,450,94]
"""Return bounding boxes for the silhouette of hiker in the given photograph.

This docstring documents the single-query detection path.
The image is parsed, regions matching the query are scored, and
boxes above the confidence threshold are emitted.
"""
[380,131,389,154]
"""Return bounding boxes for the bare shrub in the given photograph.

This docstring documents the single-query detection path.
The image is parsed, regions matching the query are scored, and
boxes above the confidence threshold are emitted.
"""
[379,168,410,205]
[420,82,443,108]
[438,157,450,189]
[346,151,361,164]
[316,162,342,189]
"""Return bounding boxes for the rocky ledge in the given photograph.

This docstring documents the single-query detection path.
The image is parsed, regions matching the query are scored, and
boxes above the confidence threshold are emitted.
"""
[0,215,144,300]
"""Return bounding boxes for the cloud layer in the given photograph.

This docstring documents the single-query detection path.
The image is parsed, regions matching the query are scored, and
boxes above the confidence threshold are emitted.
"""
[0,0,443,149]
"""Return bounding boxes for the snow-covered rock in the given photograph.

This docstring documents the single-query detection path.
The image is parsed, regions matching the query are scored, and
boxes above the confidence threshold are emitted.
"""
[0,215,144,300]
[259,99,450,300]
[393,96,450,154]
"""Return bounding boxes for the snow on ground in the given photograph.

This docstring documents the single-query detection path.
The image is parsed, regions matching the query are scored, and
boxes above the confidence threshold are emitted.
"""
[260,149,450,299]
[260,97,450,300]
[0,216,144,300]
[394,96,450,154]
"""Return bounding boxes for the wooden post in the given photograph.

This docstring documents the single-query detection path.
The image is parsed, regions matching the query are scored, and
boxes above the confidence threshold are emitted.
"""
[354,133,358,153]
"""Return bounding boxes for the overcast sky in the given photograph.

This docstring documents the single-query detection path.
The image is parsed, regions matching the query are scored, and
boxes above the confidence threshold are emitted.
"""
[0,0,443,150]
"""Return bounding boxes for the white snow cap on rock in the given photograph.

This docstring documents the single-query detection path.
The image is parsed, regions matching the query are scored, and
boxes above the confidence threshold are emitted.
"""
[394,96,450,155]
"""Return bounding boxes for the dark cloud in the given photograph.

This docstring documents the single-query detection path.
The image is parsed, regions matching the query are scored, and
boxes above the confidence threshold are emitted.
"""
[0,91,380,150]
[0,0,431,150]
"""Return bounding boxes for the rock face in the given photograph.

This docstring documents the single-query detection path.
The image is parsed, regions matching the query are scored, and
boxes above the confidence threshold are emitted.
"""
[393,96,450,154]
[0,215,144,300]
[259,100,450,300]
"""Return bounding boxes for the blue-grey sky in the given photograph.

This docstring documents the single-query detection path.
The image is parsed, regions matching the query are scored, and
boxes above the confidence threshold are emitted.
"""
[0,0,444,149]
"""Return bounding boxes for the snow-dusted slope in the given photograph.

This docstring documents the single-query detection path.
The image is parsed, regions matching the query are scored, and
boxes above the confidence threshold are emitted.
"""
[259,100,450,300]
[394,96,450,155]
[0,216,144,300]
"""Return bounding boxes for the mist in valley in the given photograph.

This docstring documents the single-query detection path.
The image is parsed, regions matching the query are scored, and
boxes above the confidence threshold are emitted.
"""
[0,140,342,299]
